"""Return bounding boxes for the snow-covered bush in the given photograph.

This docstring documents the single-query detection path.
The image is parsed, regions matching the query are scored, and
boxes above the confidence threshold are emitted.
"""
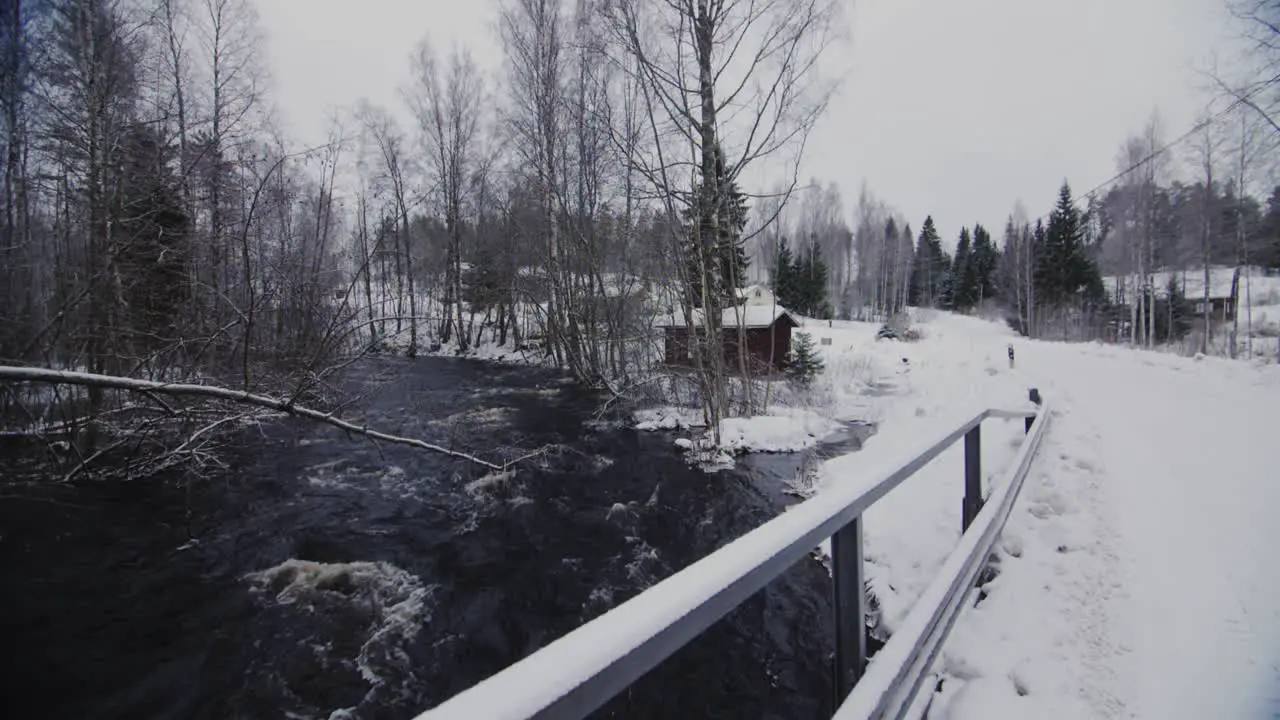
[876,324,902,341]
[877,312,921,342]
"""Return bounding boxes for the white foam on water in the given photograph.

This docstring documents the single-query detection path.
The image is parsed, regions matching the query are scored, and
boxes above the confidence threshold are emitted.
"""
[244,558,436,719]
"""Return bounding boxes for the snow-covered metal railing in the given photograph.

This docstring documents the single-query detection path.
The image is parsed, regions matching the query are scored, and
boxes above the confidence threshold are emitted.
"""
[416,389,1049,720]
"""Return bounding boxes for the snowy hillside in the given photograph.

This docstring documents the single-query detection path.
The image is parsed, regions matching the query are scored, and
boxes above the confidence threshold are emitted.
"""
[1102,264,1277,300]
[814,311,1280,718]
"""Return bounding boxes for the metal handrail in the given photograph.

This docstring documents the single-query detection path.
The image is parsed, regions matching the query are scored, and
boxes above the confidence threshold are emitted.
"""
[416,390,1048,720]
[835,398,1051,719]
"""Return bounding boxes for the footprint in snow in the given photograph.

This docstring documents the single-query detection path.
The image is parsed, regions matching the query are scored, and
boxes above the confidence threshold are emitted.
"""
[1009,671,1031,697]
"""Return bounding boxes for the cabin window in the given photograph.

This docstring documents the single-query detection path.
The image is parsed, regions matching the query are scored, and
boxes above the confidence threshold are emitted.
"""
[1195,302,1205,313]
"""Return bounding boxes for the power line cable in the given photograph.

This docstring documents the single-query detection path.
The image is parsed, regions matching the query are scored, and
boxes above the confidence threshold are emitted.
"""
[1007,82,1274,232]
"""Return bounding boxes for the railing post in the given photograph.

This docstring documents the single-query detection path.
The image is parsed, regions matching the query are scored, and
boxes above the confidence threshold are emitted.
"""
[1026,388,1042,434]
[962,424,982,531]
[832,516,866,707]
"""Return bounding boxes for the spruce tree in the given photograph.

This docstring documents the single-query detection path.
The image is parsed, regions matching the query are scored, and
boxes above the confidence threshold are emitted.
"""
[1030,218,1048,305]
[779,238,830,317]
[785,331,825,387]
[793,240,813,313]
[1163,275,1191,341]
[800,239,831,318]
[929,231,950,306]
[999,218,1021,306]
[719,177,751,293]
[908,216,946,307]
[897,221,913,312]
[771,237,796,308]
[970,224,1000,306]
[1037,181,1107,315]
[1080,256,1107,311]
[683,143,750,310]
[1261,187,1280,270]
[949,227,975,310]
[1036,184,1075,306]
[907,230,928,307]
[117,125,191,351]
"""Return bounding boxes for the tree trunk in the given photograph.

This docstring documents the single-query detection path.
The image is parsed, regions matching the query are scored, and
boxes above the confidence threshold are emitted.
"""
[1201,168,1213,355]
[1229,266,1240,358]
[358,195,378,346]
[1245,263,1253,357]
[696,1,726,438]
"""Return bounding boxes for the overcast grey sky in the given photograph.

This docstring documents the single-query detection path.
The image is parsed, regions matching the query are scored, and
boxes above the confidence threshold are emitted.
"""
[253,0,1233,245]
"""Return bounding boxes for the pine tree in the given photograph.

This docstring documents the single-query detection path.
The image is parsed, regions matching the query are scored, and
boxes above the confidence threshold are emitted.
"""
[948,227,975,310]
[1258,186,1280,270]
[117,124,191,352]
[1080,256,1107,311]
[907,230,928,307]
[970,223,1000,306]
[1035,211,1063,306]
[881,217,898,314]
[800,239,831,318]
[794,240,814,313]
[930,236,950,305]
[1037,182,1080,306]
[1036,181,1108,324]
[908,216,947,307]
[720,177,751,293]
[785,331,825,387]
[683,143,750,310]
[1163,275,1191,341]
[771,237,797,308]
[897,221,914,312]
[779,238,829,317]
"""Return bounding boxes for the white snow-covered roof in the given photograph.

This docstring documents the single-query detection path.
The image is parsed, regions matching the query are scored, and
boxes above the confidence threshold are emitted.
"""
[655,305,799,329]
[736,284,777,307]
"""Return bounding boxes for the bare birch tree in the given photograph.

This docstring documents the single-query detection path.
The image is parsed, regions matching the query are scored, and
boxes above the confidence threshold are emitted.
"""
[194,0,260,341]
[358,103,419,353]
[500,0,573,369]
[1226,104,1271,357]
[0,0,33,360]
[156,0,193,211]
[1187,112,1226,354]
[408,40,486,354]
[602,0,842,434]
[1113,113,1169,347]
[1219,1,1280,136]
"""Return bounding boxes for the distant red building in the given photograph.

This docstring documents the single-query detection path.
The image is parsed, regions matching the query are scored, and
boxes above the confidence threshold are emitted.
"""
[658,306,800,374]
[1191,295,1235,327]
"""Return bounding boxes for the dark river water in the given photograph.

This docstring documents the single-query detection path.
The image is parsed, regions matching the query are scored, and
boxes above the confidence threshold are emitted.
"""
[0,357,875,720]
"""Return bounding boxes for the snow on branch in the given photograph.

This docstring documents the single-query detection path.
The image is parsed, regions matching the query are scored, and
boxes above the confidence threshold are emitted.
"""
[0,365,517,471]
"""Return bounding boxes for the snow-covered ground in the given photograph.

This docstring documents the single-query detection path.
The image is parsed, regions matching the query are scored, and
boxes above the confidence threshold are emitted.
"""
[634,405,846,455]
[373,296,1278,717]
[369,285,1280,716]
[802,315,1040,641]
[843,312,1280,719]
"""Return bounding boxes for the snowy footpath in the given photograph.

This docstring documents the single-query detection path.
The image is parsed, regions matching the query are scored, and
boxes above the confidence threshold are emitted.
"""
[885,316,1280,719]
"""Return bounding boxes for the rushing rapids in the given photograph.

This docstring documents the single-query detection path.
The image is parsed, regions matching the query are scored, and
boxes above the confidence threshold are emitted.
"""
[0,356,876,720]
